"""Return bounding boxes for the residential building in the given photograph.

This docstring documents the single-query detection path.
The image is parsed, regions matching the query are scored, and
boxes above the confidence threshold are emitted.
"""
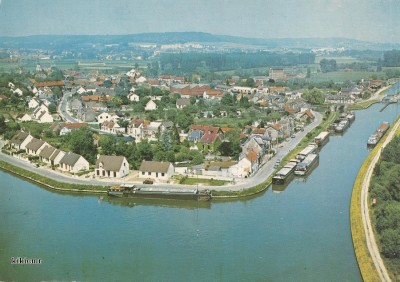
[127,118,145,141]
[101,120,124,134]
[139,160,174,181]
[9,131,34,150]
[59,123,88,136]
[197,133,221,153]
[28,98,40,109]
[128,93,140,102]
[25,138,48,156]
[176,98,191,109]
[95,155,129,178]
[145,100,157,111]
[59,152,89,173]
[38,145,57,164]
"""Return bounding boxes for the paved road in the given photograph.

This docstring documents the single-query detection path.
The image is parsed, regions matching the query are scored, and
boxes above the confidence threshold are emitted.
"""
[360,119,399,282]
[0,111,323,191]
[58,91,78,123]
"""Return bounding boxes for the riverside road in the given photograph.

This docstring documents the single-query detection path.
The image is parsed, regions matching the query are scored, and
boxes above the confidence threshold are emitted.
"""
[0,112,323,191]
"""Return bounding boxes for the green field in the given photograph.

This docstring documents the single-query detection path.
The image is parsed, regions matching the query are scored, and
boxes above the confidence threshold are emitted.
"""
[310,71,384,83]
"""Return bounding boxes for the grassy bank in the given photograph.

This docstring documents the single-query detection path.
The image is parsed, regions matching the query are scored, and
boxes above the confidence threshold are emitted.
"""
[350,145,381,282]
[180,177,229,186]
[347,100,380,110]
[350,117,400,281]
[0,159,108,194]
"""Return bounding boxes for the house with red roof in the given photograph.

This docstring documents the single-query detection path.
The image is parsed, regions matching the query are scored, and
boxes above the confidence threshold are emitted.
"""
[197,133,221,154]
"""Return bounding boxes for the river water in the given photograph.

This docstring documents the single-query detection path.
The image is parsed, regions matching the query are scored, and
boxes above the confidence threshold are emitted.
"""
[1,103,399,282]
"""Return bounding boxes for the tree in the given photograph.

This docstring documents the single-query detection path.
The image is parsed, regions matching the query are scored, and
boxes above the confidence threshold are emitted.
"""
[0,114,6,135]
[319,59,337,73]
[63,127,97,164]
[303,88,325,105]
[99,135,117,155]
[48,103,57,114]
[380,228,400,258]
[137,139,153,161]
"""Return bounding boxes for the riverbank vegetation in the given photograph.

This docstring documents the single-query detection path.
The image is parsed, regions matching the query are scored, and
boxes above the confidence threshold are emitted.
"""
[0,159,107,193]
[370,133,400,280]
[350,117,400,282]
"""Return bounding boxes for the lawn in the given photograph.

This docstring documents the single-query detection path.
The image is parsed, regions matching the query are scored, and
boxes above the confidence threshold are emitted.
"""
[180,177,230,186]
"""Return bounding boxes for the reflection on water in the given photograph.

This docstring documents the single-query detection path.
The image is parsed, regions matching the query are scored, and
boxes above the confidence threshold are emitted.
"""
[1,103,399,282]
[105,195,212,209]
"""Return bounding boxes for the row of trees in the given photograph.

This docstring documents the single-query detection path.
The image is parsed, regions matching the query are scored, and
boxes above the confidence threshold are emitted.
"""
[159,52,316,75]
[371,136,400,262]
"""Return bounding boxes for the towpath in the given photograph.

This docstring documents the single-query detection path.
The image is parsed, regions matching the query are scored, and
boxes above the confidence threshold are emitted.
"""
[360,118,399,282]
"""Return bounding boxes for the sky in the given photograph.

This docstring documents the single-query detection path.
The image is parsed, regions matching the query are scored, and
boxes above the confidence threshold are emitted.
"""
[0,0,400,43]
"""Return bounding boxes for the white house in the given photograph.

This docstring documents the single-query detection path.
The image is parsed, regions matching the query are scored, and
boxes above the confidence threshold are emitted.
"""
[127,119,144,141]
[135,76,147,84]
[9,131,34,150]
[34,109,53,123]
[96,112,112,123]
[95,155,129,178]
[101,120,124,134]
[139,160,174,181]
[77,87,87,95]
[38,145,57,164]
[229,157,252,178]
[28,98,41,109]
[145,100,157,111]
[8,82,15,89]
[13,88,23,96]
[49,149,65,166]
[59,152,89,173]
[25,138,49,156]
[18,114,32,122]
[128,93,140,102]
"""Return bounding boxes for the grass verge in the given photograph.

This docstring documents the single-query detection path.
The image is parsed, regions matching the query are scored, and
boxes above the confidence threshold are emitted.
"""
[350,116,400,282]
[180,177,229,186]
[0,159,108,194]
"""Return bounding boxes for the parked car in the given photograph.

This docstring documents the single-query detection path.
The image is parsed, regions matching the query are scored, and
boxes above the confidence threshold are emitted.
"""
[143,179,153,184]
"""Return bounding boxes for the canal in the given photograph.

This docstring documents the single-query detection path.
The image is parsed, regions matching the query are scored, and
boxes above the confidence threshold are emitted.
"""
[1,103,399,281]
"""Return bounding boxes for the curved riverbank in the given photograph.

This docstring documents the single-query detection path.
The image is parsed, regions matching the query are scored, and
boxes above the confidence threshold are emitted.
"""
[0,112,329,199]
[350,115,400,282]
[0,159,107,194]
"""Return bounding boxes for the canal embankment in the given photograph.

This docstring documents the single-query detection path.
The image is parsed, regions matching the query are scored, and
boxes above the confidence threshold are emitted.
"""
[350,115,400,282]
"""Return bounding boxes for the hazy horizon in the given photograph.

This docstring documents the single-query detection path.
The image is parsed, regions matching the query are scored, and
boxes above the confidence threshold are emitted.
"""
[1,0,400,44]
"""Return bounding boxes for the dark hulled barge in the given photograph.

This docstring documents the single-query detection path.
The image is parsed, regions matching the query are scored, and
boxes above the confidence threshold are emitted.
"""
[108,184,212,201]
[294,153,319,176]
[367,121,389,147]
[272,160,298,185]
[314,131,330,147]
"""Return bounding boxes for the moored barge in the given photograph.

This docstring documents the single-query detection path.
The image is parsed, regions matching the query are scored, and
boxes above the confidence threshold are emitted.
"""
[296,144,318,161]
[272,160,298,185]
[294,153,319,176]
[367,121,390,147]
[108,184,212,201]
[314,131,330,147]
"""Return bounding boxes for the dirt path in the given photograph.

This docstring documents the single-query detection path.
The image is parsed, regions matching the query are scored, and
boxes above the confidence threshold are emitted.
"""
[360,119,399,282]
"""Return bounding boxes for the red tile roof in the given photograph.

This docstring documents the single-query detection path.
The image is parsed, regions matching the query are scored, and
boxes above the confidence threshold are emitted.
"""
[199,133,219,144]
[247,150,258,162]
[63,123,88,129]
[191,125,220,134]
[34,80,65,88]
